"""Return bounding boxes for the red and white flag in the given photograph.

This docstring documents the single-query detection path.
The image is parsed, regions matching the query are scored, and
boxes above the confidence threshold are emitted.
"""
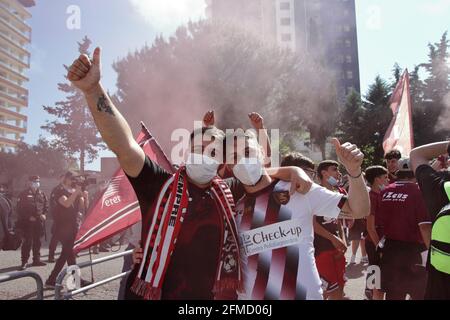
[73,123,174,253]
[383,70,414,156]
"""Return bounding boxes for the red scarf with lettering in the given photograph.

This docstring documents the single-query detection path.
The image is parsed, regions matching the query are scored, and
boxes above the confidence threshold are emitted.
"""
[130,167,243,299]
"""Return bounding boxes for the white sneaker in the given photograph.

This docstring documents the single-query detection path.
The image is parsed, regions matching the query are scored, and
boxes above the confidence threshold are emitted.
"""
[350,255,356,264]
[360,256,369,264]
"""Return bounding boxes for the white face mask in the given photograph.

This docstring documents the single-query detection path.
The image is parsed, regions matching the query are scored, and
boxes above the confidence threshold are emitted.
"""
[233,157,263,186]
[31,182,40,190]
[379,184,386,192]
[185,153,219,185]
[327,176,339,187]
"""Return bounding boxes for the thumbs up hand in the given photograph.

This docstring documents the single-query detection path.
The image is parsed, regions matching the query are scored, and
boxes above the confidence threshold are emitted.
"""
[332,138,364,177]
[67,47,102,94]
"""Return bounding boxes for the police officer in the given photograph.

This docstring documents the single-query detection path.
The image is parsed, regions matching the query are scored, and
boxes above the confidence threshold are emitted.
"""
[17,176,48,269]
[48,174,65,263]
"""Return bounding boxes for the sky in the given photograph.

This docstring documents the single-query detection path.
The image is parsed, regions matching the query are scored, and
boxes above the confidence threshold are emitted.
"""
[22,0,450,171]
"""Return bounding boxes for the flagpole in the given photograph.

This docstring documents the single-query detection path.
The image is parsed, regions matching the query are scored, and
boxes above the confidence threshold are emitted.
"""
[89,247,94,283]
[140,121,175,173]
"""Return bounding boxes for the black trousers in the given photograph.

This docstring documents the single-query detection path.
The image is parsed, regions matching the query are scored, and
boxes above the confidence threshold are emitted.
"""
[380,239,427,300]
[48,222,60,259]
[47,228,77,283]
[21,221,43,263]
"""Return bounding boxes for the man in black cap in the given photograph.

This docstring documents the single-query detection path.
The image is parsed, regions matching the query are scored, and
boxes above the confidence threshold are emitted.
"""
[45,171,89,288]
[17,176,48,269]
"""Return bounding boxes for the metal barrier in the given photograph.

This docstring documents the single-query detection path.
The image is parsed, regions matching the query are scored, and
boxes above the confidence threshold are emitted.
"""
[0,270,44,300]
[54,249,133,300]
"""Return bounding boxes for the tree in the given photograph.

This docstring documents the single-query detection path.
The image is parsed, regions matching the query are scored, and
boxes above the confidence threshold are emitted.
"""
[337,90,378,167]
[0,138,70,182]
[337,89,365,145]
[364,76,392,163]
[391,63,403,89]
[112,21,339,158]
[42,36,105,173]
[418,31,450,142]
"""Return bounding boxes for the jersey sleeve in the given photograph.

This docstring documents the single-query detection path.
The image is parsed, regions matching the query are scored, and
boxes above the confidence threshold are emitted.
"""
[306,184,346,219]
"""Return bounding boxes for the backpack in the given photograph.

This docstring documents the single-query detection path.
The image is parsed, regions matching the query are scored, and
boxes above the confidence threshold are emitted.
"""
[430,181,450,274]
[0,194,22,251]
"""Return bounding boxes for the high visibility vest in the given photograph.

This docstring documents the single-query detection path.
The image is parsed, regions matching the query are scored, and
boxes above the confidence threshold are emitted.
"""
[430,181,450,274]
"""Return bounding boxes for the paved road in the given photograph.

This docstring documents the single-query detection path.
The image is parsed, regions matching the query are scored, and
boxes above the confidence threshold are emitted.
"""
[0,241,368,300]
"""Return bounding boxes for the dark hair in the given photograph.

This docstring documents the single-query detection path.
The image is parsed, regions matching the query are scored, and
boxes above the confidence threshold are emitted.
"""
[281,152,315,170]
[317,160,339,180]
[365,166,388,185]
[190,126,225,143]
[396,170,415,180]
[385,150,402,160]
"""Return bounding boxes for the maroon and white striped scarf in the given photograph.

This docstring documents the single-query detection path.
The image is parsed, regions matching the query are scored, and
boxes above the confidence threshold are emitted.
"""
[130,167,243,300]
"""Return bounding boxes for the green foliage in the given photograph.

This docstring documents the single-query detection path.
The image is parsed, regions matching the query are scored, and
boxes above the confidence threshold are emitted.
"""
[112,21,338,154]
[41,36,106,173]
[0,138,70,181]
[338,31,450,166]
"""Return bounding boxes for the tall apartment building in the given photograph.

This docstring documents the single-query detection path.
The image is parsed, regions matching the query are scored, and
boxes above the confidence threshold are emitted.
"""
[205,0,360,101]
[0,0,35,153]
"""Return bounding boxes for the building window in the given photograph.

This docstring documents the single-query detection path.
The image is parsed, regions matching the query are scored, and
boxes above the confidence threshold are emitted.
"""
[345,39,351,47]
[280,17,291,26]
[281,33,292,41]
[344,25,351,32]
[337,55,344,64]
[346,55,352,63]
[280,2,290,10]
[346,71,353,79]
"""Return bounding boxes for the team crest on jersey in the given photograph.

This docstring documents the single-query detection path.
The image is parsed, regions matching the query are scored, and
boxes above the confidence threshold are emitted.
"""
[223,254,237,273]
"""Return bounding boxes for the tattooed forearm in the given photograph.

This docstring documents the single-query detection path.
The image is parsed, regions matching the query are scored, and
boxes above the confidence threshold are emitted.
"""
[96,94,115,116]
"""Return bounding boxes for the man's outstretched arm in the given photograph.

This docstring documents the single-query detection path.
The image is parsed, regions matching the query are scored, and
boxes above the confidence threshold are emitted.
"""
[410,141,450,173]
[332,138,370,219]
[67,47,145,177]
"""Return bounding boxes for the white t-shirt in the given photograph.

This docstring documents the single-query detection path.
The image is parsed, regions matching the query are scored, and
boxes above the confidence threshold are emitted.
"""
[236,181,345,300]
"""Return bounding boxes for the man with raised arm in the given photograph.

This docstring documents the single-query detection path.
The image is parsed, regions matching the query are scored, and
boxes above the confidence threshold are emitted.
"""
[66,47,313,300]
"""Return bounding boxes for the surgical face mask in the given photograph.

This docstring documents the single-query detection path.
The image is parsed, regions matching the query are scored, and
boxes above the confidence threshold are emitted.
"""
[31,182,40,190]
[185,153,219,185]
[233,157,263,186]
[327,176,339,187]
[379,184,386,192]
